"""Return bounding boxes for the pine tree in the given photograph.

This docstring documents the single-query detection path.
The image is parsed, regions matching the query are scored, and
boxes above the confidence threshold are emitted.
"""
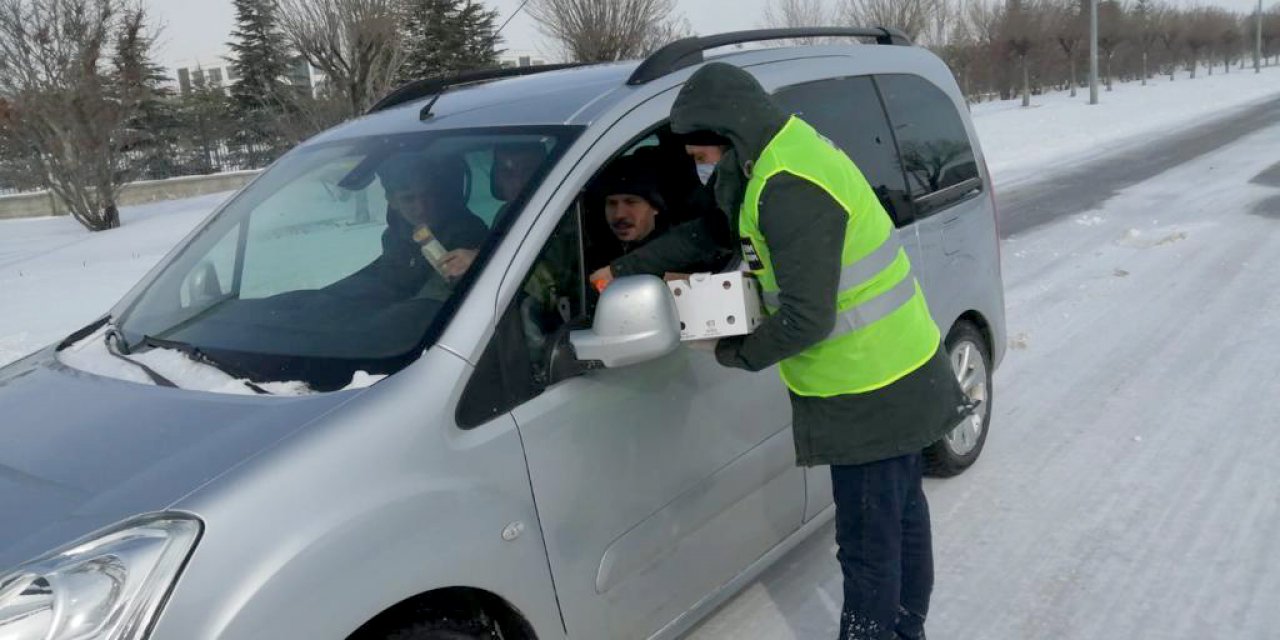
[228,0,293,167]
[398,0,503,84]
[176,73,237,174]
[113,7,180,181]
[229,0,293,110]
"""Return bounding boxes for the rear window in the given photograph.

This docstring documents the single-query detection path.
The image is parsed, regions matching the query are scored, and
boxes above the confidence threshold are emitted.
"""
[876,74,980,217]
[774,76,913,227]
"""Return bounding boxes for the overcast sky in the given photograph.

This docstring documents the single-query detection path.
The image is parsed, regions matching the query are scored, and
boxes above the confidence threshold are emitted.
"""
[151,0,1270,70]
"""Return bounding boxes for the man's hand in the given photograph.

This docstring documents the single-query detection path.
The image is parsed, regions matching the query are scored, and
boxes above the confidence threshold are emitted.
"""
[440,249,478,279]
[589,266,614,291]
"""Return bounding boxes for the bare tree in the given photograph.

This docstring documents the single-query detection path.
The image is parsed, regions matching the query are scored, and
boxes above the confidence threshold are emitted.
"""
[528,0,678,62]
[1134,0,1161,84]
[1051,0,1085,96]
[764,0,836,28]
[1184,8,1214,78]
[1264,6,1280,65]
[0,0,156,231]
[965,0,1005,101]
[941,2,978,98]
[1097,1,1127,90]
[1000,0,1044,107]
[1156,5,1182,79]
[641,15,693,54]
[842,0,939,42]
[1213,10,1242,74]
[762,0,838,44]
[277,0,405,118]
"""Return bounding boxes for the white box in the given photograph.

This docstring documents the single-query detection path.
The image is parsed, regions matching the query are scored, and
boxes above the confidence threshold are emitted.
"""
[666,272,765,341]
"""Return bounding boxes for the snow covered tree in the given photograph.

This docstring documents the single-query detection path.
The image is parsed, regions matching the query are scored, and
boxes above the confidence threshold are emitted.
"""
[397,0,502,84]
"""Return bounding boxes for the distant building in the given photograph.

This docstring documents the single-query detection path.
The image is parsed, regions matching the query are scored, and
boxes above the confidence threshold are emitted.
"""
[499,50,550,68]
[173,55,236,95]
[172,53,324,97]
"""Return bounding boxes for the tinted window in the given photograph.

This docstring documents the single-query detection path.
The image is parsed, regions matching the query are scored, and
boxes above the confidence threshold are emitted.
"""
[877,74,979,216]
[774,76,913,227]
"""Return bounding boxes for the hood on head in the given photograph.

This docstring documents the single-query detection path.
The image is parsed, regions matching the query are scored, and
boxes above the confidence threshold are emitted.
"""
[670,62,790,166]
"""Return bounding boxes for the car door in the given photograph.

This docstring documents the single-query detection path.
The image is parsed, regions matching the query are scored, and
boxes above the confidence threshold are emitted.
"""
[461,91,805,640]
[875,73,988,331]
[771,73,924,520]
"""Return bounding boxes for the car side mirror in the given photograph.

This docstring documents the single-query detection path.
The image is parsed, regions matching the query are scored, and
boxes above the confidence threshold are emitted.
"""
[184,260,223,307]
[570,275,681,368]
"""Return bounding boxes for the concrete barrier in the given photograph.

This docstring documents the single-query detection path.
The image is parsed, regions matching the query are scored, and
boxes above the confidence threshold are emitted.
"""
[0,170,261,221]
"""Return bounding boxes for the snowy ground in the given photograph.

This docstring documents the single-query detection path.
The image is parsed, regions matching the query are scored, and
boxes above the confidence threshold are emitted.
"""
[685,102,1280,638]
[971,65,1280,188]
[0,193,227,366]
[2,68,1280,637]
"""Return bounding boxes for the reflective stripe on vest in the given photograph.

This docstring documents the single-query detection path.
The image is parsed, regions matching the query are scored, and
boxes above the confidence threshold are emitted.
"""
[739,116,941,397]
[761,235,905,311]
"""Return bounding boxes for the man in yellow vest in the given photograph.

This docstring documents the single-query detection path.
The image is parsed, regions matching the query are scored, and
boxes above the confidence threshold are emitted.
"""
[590,63,968,640]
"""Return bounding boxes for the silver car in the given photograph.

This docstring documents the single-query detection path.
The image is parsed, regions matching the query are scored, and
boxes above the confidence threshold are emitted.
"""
[0,28,1004,640]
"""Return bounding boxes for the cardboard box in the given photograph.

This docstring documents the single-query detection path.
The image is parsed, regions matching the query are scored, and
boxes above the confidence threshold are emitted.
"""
[666,272,765,341]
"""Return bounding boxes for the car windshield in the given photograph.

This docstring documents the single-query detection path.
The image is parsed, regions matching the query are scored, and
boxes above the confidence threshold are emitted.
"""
[114,126,579,391]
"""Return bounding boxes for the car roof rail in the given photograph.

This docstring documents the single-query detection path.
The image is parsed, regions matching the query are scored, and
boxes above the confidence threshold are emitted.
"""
[627,27,912,86]
[367,63,590,115]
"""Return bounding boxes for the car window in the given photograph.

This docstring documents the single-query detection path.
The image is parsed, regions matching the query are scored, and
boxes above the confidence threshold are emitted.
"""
[774,75,914,227]
[117,126,578,391]
[459,124,726,425]
[876,74,980,218]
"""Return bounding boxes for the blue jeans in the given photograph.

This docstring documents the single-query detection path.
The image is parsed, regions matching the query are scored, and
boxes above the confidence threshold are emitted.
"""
[831,453,932,640]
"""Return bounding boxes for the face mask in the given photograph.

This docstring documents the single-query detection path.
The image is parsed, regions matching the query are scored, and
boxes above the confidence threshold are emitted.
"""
[696,163,717,185]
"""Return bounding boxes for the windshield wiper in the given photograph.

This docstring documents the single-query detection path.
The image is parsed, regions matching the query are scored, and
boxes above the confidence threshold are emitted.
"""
[137,335,273,395]
[104,326,179,389]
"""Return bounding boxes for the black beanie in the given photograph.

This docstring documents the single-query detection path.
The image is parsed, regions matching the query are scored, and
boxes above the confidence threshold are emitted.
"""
[597,154,666,211]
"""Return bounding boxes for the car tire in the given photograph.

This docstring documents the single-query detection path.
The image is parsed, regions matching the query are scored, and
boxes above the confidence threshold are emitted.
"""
[924,322,993,478]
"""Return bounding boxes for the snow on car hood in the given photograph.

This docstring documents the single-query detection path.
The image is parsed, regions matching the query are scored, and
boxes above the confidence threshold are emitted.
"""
[57,327,386,395]
[0,346,358,572]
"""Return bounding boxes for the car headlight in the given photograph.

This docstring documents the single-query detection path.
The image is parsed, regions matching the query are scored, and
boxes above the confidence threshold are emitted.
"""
[0,513,201,640]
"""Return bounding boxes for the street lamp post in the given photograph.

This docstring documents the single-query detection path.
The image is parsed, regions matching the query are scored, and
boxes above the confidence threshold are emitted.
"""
[1090,0,1099,104]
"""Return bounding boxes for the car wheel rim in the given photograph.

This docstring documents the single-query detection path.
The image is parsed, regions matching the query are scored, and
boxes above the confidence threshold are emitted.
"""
[945,340,988,457]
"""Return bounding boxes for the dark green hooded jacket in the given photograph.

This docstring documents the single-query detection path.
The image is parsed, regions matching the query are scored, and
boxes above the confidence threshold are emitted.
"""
[613,62,966,467]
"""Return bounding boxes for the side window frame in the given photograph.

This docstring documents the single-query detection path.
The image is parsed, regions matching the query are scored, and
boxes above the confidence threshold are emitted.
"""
[873,73,984,221]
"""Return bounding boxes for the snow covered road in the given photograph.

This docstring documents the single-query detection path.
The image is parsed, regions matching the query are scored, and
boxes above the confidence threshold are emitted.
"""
[686,113,1280,639]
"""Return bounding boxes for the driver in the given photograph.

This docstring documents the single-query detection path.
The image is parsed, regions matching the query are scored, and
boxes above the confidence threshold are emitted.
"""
[328,154,488,300]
